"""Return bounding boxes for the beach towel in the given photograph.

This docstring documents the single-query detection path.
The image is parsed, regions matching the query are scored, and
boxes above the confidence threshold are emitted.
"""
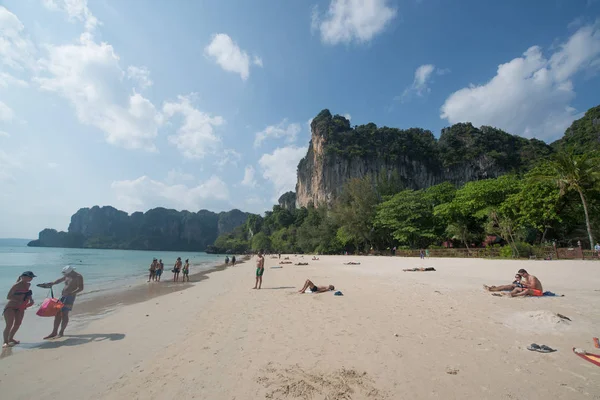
[542,291,564,297]
[573,348,600,367]
[36,288,63,317]
[271,266,283,269]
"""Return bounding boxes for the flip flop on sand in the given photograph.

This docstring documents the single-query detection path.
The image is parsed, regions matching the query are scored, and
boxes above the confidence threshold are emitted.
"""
[528,343,556,353]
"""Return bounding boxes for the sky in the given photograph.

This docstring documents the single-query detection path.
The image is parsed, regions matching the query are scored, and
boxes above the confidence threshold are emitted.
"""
[1,0,600,238]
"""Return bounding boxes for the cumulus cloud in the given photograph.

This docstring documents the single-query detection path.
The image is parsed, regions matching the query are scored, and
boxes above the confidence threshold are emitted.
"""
[0,6,37,70]
[163,94,224,159]
[401,64,449,100]
[42,0,99,32]
[241,165,257,187]
[312,0,397,45]
[215,148,241,168]
[0,101,15,122]
[254,119,301,147]
[111,175,230,213]
[204,33,262,80]
[441,23,600,141]
[127,66,153,89]
[36,33,163,151]
[259,146,307,200]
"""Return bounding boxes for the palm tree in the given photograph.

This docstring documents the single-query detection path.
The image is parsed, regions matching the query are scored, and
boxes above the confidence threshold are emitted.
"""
[535,151,600,250]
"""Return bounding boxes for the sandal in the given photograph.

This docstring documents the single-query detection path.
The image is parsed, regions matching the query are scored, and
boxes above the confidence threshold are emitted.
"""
[527,343,541,351]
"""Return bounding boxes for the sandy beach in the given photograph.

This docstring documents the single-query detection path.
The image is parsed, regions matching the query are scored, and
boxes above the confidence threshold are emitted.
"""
[1,255,599,399]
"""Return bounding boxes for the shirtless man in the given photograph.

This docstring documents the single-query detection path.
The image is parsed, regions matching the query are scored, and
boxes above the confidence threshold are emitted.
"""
[253,251,265,289]
[298,279,335,293]
[505,269,543,297]
[38,265,84,339]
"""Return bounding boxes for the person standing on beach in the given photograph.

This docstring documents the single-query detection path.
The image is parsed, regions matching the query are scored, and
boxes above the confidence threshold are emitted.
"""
[156,259,164,282]
[182,259,190,282]
[3,271,36,348]
[173,257,182,282]
[231,255,236,266]
[419,249,425,259]
[38,266,84,339]
[148,259,157,282]
[253,251,265,290]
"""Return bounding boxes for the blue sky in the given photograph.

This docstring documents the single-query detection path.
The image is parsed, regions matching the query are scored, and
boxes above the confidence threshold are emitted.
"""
[1,0,600,238]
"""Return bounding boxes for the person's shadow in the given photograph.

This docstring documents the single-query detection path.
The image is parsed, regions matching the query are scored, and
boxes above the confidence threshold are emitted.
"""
[263,286,295,290]
[30,333,125,349]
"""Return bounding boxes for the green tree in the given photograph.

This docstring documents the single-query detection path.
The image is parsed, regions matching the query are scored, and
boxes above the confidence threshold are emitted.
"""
[251,232,271,252]
[533,151,600,249]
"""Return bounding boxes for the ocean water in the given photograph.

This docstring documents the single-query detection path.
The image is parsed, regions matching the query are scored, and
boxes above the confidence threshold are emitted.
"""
[0,241,225,308]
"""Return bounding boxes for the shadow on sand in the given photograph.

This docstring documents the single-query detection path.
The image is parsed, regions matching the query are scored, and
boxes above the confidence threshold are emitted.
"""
[30,333,125,350]
[263,286,295,290]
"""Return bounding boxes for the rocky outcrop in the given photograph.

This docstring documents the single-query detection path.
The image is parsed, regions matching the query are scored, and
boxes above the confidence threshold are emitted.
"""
[278,192,296,211]
[296,110,553,207]
[29,206,251,251]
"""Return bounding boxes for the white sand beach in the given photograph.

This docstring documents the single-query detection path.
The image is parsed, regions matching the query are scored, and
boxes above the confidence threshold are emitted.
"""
[1,256,599,399]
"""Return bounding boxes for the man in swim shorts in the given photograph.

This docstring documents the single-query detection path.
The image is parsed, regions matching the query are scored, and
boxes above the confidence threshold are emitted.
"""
[298,279,335,294]
[253,251,265,289]
[38,265,84,339]
[505,269,543,297]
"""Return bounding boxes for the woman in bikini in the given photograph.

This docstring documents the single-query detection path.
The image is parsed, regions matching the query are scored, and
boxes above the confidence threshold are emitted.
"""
[3,271,36,348]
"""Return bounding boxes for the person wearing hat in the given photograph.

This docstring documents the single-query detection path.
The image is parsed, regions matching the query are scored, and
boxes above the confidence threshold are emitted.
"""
[3,271,36,347]
[37,265,84,339]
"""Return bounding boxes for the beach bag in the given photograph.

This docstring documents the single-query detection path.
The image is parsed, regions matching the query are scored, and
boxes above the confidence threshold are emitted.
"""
[36,288,63,317]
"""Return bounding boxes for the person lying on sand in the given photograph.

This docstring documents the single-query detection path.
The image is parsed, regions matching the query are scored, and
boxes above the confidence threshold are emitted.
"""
[499,269,543,297]
[295,262,309,266]
[312,257,319,260]
[484,274,524,292]
[403,267,436,272]
[343,262,360,265]
[298,279,335,294]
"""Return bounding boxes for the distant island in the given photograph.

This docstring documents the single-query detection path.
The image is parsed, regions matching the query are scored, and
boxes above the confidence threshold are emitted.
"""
[28,206,251,252]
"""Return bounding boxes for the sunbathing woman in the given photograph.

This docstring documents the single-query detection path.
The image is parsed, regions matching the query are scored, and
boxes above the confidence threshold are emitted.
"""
[298,279,335,294]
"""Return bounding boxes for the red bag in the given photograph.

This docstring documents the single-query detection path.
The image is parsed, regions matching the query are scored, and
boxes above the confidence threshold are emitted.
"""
[36,288,63,317]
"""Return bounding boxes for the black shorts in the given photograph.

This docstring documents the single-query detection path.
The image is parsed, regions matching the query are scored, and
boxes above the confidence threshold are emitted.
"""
[310,286,318,292]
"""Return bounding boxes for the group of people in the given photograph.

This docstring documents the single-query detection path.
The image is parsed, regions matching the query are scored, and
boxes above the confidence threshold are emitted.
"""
[148,257,190,282]
[3,266,84,348]
[224,256,236,266]
[484,269,543,297]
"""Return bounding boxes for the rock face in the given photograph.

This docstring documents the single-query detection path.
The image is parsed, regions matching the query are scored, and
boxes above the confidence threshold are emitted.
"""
[278,192,296,211]
[29,206,250,251]
[296,110,552,207]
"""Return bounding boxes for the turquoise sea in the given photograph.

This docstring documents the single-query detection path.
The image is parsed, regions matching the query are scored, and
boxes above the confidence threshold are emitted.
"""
[0,240,224,344]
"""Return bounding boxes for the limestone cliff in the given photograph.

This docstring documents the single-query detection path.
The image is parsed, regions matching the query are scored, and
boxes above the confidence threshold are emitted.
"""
[29,206,250,251]
[296,110,552,207]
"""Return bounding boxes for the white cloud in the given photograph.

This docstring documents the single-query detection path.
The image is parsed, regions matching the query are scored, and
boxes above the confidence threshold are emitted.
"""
[0,71,29,87]
[36,33,163,151]
[441,23,600,141]
[111,175,230,213]
[0,6,37,70]
[401,64,441,100]
[0,131,9,138]
[42,0,99,32]
[254,119,301,147]
[204,33,261,80]
[241,165,257,187]
[0,101,15,121]
[126,66,153,89]
[163,94,224,159]
[259,146,307,200]
[343,113,351,120]
[312,0,397,45]
[215,148,241,168]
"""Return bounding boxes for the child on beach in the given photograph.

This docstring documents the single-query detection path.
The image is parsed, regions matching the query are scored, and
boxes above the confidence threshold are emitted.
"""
[3,271,36,348]
[182,259,190,282]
